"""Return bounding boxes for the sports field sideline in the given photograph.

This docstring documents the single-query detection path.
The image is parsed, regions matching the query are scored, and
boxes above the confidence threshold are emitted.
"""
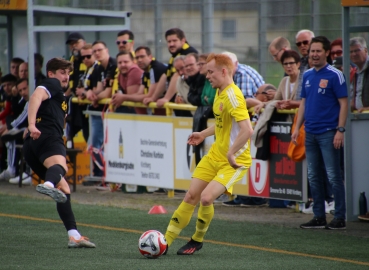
[0,182,368,270]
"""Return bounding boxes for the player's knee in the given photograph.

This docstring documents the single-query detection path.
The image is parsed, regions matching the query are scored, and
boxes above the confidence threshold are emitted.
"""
[200,194,213,206]
[45,164,66,185]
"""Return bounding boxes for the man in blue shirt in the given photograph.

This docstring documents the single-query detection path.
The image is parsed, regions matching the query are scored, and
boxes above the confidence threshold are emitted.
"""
[292,36,348,230]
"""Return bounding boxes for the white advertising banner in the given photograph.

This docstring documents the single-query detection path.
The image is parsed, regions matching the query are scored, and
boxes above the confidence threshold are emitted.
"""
[104,114,174,189]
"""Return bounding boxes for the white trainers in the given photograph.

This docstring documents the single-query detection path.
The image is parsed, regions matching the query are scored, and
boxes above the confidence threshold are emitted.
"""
[302,201,314,214]
[9,173,32,185]
[325,201,335,214]
[0,169,15,181]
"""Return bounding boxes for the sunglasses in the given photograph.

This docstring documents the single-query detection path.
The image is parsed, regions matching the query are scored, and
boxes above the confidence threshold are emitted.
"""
[116,39,133,45]
[330,50,343,56]
[81,55,92,60]
[296,40,309,47]
[283,61,296,66]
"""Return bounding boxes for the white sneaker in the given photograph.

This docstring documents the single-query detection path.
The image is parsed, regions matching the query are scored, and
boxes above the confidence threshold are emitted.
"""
[22,177,32,185]
[325,201,335,214]
[0,170,15,181]
[302,202,314,214]
[9,173,29,185]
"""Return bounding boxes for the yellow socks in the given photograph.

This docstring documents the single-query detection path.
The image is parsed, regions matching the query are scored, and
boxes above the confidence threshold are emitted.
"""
[165,201,195,246]
[192,203,214,243]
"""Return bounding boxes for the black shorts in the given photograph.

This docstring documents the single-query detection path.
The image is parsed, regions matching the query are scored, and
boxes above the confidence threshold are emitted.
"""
[23,134,66,180]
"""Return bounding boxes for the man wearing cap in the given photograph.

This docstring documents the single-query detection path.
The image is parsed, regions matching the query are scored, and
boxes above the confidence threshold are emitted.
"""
[65,32,87,145]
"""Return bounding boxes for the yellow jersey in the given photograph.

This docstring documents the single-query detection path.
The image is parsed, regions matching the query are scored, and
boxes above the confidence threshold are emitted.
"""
[208,82,251,166]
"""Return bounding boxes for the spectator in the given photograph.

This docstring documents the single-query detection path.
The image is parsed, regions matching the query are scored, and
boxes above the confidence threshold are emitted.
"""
[9,57,25,79]
[34,53,46,87]
[65,32,87,146]
[268,37,291,63]
[246,84,276,109]
[109,46,167,115]
[172,56,191,106]
[221,51,265,98]
[295,29,315,75]
[2,79,30,184]
[350,37,369,112]
[143,28,197,117]
[110,51,143,113]
[292,36,348,230]
[86,41,116,180]
[18,62,28,79]
[330,38,356,83]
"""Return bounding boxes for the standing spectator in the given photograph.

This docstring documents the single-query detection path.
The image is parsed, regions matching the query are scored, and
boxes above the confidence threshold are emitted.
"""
[268,37,291,63]
[295,29,315,74]
[65,32,87,146]
[330,38,356,84]
[222,51,265,98]
[350,37,369,112]
[34,53,46,87]
[292,36,348,230]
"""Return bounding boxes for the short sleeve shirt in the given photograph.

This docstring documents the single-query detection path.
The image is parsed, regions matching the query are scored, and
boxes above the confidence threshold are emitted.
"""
[301,64,348,134]
[36,78,68,137]
[208,83,252,166]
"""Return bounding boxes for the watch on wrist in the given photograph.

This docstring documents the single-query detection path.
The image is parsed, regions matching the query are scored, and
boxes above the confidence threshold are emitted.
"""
[336,127,345,133]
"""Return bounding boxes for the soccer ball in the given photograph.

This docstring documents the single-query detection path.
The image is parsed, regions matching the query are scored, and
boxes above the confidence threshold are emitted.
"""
[138,230,168,259]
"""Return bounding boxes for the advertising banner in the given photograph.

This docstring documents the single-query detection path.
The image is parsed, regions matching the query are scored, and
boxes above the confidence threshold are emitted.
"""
[268,121,307,201]
[105,114,174,189]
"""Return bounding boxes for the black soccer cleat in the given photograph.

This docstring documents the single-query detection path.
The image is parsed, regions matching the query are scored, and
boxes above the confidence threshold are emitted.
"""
[177,239,203,255]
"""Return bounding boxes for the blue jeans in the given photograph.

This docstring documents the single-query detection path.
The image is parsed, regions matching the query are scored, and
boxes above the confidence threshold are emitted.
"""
[90,115,104,177]
[305,130,346,220]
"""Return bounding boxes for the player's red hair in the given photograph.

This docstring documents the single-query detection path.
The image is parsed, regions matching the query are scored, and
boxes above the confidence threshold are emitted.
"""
[206,53,233,76]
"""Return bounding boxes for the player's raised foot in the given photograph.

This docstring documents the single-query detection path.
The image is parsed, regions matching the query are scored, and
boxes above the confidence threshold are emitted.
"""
[36,184,67,203]
[177,239,203,255]
[68,236,96,248]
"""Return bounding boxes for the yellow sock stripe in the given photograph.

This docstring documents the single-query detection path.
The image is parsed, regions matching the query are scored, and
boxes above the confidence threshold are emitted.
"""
[167,224,182,235]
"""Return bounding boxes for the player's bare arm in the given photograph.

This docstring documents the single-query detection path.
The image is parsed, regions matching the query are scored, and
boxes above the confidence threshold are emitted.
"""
[227,119,253,169]
[187,125,215,146]
[28,87,49,140]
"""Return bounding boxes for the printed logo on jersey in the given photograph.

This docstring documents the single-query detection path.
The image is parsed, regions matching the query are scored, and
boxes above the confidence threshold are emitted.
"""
[36,117,41,123]
[319,79,328,88]
[318,88,326,94]
[219,102,223,112]
[305,80,310,87]
[61,101,67,112]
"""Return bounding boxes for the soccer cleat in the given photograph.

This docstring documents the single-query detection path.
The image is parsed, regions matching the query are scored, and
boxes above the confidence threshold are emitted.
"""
[68,236,96,248]
[177,239,203,255]
[300,217,327,229]
[36,184,67,203]
[325,218,346,230]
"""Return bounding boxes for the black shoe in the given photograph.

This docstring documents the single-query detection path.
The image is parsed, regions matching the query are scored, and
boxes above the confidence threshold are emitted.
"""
[300,217,327,229]
[222,200,242,207]
[325,218,346,230]
[177,239,203,255]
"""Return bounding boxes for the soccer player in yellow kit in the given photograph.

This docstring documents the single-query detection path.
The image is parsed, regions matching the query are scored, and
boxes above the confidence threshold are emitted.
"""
[164,53,253,255]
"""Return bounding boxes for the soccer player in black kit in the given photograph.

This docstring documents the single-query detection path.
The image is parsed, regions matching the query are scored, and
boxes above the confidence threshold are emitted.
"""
[24,58,95,248]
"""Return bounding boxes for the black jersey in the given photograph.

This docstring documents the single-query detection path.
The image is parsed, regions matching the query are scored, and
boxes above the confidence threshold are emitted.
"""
[166,43,198,82]
[142,58,167,94]
[36,78,68,137]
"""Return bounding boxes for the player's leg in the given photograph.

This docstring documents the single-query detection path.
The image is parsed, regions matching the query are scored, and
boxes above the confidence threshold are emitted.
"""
[165,177,208,247]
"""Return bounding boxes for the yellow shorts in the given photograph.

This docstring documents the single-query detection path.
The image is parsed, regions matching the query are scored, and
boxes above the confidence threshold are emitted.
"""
[192,155,249,195]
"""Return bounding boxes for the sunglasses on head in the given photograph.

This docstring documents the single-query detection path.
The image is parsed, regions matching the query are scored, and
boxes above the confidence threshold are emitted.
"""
[116,39,132,45]
[81,55,92,60]
[296,40,309,47]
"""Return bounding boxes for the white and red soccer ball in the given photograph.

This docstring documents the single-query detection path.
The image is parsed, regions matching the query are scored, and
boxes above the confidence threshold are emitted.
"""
[138,230,168,259]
